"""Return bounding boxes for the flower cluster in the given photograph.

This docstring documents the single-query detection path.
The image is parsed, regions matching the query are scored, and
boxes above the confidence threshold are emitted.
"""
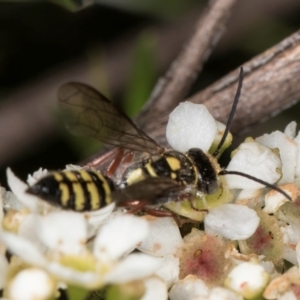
[1,101,300,300]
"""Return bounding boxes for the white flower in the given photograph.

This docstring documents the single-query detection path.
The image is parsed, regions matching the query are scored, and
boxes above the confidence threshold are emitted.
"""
[166,101,217,153]
[1,213,162,290]
[204,204,260,240]
[226,138,282,190]
[263,184,297,214]
[256,128,297,185]
[27,167,48,186]
[137,217,182,287]
[7,168,43,213]
[7,268,56,300]
[169,275,209,300]
[155,254,180,288]
[224,261,270,299]
[138,216,183,257]
[141,276,168,300]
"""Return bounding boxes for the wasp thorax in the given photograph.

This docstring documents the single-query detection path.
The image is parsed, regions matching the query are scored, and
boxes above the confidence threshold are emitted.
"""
[186,148,218,194]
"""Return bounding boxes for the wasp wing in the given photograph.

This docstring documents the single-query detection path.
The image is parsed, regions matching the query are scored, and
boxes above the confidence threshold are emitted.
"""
[113,177,183,205]
[58,82,162,155]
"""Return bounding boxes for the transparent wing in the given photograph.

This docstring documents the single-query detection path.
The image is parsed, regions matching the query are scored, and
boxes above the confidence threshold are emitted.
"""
[58,82,163,155]
[113,177,183,204]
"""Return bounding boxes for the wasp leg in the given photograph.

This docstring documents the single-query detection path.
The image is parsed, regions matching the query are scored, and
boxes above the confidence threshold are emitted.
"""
[120,200,182,224]
[142,207,174,217]
[122,150,134,165]
[142,206,186,228]
[106,148,125,176]
[84,147,120,170]
[120,200,149,215]
[106,149,135,177]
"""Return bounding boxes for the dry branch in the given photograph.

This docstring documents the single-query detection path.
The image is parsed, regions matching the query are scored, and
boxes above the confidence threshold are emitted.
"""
[190,30,300,135]
[140,0,238,115]
[137,30,300,148]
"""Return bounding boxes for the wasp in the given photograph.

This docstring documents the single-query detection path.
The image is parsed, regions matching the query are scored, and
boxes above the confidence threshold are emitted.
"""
[27,68,291,213]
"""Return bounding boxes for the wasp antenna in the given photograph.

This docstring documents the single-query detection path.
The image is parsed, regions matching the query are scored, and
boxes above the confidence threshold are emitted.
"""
[212,67,244,158]
[218,169,292,201]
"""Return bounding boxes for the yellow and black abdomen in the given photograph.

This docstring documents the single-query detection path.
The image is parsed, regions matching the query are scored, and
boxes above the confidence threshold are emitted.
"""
[27,170,115,211]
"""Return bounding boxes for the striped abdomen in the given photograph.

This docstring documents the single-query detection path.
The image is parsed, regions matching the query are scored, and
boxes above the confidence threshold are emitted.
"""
[27,170,115,211]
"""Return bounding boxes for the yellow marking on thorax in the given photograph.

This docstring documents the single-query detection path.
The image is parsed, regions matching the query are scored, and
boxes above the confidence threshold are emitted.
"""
[166,157,181,171]
[171,172,177,179]
[144,162,158,177]
[126,168,146,185]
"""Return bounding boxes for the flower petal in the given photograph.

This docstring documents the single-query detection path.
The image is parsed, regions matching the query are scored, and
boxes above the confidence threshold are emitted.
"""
[166,102,217,153]
[85,203,115,237]
[27,168,48,186]
[6,168,40,212]
[263,185,296,214]
[94,215,148,261]
[0,232,46,266]
[226,139,282,190]
[141,276,168,300]
[224,262,270,299]
[46,261,102,289]
[204,204,259,240]
[138,216,183,257]
[8,268,56,300]
[104,253,162,283]
[36,211,87,255]
[169,275,209,300]
[256,131,297,184]
[1,186,25,211]
[294,131,300,179]
[284,121,297,139]
[155,254,179,288]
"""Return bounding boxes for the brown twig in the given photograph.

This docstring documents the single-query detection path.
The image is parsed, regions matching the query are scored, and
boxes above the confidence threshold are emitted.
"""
[190,30,300,135]
[139,0,238,118]
[137,30,300,148]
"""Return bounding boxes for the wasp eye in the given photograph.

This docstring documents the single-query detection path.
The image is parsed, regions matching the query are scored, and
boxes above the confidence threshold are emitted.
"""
[206,180,218,194]
[198,179,218,195]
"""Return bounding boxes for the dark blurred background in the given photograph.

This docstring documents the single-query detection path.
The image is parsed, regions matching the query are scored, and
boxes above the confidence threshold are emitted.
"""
[1,0,300,188]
